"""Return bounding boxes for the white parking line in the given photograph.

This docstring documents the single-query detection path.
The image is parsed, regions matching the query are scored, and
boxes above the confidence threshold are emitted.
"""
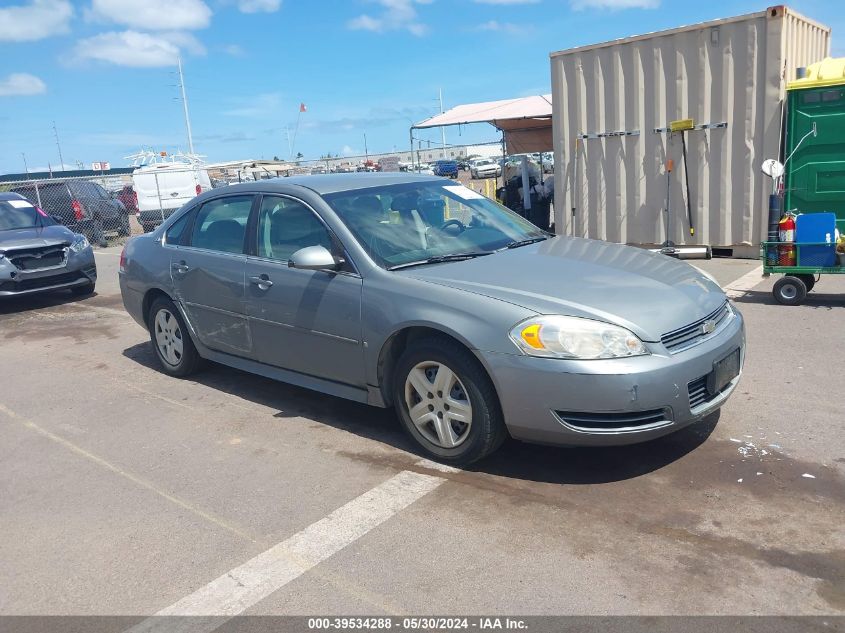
[128,470,444,631]
[723,266,764,298]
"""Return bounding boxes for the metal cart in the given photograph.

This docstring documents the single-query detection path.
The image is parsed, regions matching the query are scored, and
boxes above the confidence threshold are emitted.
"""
[762,219,845,305]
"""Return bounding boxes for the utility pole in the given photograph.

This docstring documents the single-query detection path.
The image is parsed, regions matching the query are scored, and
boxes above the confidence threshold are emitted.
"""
[364,132,369,162]
[21,153,28,173]
[52,121,65,170]
[284,127,292,159]
[177,57,195,155]
[438,88,446,159]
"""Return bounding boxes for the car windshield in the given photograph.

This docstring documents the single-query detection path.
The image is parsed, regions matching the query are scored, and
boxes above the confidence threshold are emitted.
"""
[324,182,548,269]
[0,199,55,231]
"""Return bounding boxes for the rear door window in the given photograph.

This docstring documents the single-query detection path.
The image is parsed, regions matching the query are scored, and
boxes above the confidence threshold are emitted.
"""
[189,195,253,254]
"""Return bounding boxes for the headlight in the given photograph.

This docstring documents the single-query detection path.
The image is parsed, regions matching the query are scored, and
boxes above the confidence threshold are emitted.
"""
[70,234,90,253]
[509,315,648,360]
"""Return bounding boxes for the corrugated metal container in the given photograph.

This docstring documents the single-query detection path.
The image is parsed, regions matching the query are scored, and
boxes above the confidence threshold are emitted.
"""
[550,5,830,253]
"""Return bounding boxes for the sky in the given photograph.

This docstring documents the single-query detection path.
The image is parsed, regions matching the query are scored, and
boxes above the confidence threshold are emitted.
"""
[0,0,842,174]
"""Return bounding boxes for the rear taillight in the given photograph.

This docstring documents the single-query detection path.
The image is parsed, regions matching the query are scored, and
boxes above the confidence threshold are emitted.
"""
[195,184,202,196]
[119,246,127,273]
[71,199,84,221]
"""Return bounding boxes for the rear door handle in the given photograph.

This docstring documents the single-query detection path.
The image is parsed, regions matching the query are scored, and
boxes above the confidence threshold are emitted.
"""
[171,261,189,274]
[249,274,273,290]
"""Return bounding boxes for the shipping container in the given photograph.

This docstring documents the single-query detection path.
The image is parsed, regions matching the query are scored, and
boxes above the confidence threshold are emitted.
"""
[550,5,830,255]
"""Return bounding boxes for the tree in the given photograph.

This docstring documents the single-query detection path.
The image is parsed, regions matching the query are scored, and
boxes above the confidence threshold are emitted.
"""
[272,155,280,161]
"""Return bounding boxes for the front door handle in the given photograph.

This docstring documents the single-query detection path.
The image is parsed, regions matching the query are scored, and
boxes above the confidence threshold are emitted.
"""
[171,261,189,274]
[249,274,273,290]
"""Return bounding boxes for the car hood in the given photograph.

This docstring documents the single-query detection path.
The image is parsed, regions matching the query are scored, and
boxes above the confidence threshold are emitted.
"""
[0,225,75,251]
[398,236,726,342]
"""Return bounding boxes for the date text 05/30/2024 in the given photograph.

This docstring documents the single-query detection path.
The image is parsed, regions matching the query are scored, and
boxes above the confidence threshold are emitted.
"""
[307,617,528,630]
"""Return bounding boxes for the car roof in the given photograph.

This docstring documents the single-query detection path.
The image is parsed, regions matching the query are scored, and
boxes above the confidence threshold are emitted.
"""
[0,191,27,201]
[219,173,454,196]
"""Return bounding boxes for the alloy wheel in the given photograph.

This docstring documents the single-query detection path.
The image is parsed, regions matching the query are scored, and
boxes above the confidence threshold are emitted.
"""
[404,361,473,448]
[154,309,184,367]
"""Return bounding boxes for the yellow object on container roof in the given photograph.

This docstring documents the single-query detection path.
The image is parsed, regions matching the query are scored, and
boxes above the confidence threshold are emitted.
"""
[787,57,845,91]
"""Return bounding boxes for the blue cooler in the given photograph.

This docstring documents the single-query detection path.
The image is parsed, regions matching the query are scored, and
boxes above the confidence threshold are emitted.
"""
[796,213,837,267]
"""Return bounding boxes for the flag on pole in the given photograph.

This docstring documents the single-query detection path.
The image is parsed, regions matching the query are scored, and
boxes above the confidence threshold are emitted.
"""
[300,103,307,113]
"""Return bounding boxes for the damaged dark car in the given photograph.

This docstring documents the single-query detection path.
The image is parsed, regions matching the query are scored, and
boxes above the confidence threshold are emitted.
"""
[0,192,97,298]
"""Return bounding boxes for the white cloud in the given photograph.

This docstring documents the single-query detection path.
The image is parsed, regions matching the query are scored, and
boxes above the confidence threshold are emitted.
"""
[0,0,73,42]
[340,145,361,157]
[238,0,281,13]
[348,0,429,36]
[223,92,282,117]
[72,30,194,67]
[571,0,659,9]
[473,0,539,4]
[223,43,246,56]
[0,73,47,97]
[89,0,212,30]
[475,20,532,34]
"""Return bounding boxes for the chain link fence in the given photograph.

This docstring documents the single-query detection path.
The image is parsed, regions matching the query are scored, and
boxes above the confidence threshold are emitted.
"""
[0,173,135,245]
[0,150,517,245]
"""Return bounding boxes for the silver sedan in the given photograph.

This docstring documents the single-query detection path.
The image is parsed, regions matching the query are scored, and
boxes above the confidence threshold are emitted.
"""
[119,174,743,465]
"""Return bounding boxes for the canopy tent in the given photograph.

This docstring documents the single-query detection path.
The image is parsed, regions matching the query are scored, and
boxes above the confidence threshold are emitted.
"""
[411,94,553,154]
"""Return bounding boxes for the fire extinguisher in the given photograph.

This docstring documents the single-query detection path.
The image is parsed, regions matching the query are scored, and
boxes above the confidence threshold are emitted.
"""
[778,213,796,266]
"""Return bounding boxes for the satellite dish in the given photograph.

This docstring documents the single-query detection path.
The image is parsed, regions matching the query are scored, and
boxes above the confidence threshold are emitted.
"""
[761,158,785,179]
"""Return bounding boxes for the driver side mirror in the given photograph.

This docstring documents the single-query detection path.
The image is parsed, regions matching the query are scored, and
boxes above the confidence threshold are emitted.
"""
[288,245,342,271]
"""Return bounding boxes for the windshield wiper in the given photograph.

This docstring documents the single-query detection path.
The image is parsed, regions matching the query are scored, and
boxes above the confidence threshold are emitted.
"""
[387,251,493,271]
[504,235,550,249]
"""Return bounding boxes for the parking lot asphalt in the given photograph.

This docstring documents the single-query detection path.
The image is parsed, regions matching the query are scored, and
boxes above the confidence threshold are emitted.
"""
[1,248,843,617]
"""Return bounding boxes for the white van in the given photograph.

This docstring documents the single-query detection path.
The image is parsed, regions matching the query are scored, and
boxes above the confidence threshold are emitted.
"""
[132,163,212,232]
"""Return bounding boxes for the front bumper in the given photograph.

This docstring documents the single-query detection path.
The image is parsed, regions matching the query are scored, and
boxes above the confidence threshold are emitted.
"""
[482,308,745,446]
[0,247,96,297]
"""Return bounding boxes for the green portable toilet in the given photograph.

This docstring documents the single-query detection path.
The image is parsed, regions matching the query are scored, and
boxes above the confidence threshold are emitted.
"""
[784,57,845,225]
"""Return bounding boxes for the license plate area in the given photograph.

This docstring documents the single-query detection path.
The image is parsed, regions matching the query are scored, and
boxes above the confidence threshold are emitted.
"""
[707,348,740,395]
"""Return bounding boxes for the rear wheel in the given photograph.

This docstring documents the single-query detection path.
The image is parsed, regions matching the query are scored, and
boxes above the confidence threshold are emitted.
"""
[773,275,807,306]
[393,338,506,466]
[148,297,202,377]
[118,214,131,237]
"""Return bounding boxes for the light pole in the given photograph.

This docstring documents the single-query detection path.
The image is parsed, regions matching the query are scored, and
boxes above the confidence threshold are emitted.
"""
[438,88,446,159]
[21,153,28,173]
[363,132,369,163]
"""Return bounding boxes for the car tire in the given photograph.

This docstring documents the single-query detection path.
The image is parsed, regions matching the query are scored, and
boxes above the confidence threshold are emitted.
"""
[148,297,203,377]
[392,337,507,466]
[71,282,95,296]
[118,214,131,237]
[773,276,807,306]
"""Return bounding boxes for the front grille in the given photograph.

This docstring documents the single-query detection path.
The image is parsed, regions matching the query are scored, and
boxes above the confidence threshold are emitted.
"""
[661,302,731,352]
[555,408,669,431]
[7,245,68,271]
[0,272,84,292]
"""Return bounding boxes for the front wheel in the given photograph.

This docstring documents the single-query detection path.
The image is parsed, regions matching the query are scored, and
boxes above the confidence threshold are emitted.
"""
[148,297,203,377]
[773,275,807,306]
[393,338,507,466]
